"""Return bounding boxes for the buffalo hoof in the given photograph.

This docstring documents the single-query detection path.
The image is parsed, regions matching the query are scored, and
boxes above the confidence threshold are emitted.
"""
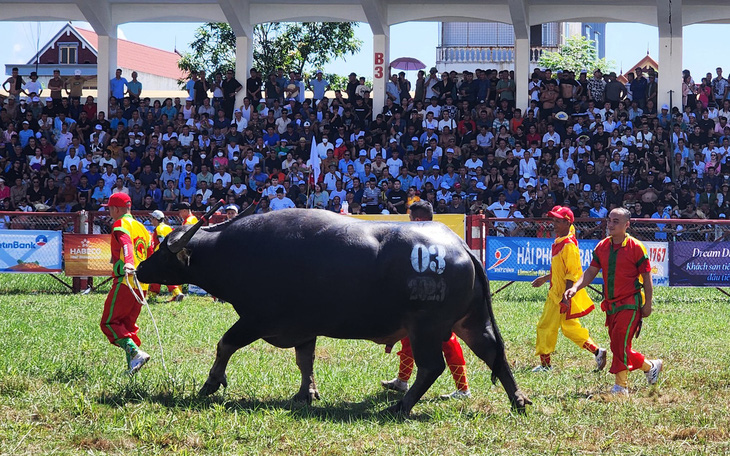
[292,388,321,404]
[381,401,410,419]
[198,375,227,396]
[511,390,532,415]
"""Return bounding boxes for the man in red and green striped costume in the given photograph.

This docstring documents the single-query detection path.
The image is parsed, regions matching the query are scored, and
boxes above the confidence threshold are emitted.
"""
[565,207,663,395]
[99,192,154,375]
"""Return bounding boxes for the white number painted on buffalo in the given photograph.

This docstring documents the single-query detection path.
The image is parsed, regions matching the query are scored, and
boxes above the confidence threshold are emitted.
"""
[410,244,446,274]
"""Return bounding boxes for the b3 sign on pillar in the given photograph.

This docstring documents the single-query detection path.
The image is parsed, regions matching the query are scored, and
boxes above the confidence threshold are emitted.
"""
[374,52,384,79]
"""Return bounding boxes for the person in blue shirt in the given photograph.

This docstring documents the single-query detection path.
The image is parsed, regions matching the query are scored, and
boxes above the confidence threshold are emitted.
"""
[110,69,128,100]
[262,126,280,147]
[309,71,330,101]
[358,163,376,184]
[84,163,102,187]
[147,181,163,207]
[18,122,34,147]
[186,71,198,100]
[338,151,354,175]
[589,199,608,218]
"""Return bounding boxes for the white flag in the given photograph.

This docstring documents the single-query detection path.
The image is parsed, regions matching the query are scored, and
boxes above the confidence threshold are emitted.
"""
[306,137,321,183]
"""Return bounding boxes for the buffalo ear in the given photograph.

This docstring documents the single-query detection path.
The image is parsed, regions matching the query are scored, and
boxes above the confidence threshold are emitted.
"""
[176,248,191,267]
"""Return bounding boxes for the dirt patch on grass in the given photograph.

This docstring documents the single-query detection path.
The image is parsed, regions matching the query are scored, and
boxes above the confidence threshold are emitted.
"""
[672,427,729,442]
[73,436,136,451]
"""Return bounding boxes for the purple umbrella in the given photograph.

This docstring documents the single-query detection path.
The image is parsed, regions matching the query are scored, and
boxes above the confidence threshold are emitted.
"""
[390,57,426,71]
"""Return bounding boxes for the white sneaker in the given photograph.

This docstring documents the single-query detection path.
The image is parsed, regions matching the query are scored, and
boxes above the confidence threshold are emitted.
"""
[645,359,663,385]
[380,378,408,393]
[531,365,552,373]
[128,350,151,375]
[171,293,185,302]
[440,389,471,400]
[610,384,629,396]
[595,348,607,371]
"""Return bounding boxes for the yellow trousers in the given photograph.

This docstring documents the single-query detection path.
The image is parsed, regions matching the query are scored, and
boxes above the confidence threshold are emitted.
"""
[535,298,591,356]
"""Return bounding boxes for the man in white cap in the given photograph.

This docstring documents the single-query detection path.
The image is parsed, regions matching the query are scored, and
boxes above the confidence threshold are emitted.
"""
[66,69,88,101]
[224,204,239,220]
[147,210,185,302]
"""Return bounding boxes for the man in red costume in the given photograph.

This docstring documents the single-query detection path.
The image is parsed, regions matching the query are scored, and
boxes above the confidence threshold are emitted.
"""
[99,192,153,375]
[566,207,663,395]
[381,200,470,399]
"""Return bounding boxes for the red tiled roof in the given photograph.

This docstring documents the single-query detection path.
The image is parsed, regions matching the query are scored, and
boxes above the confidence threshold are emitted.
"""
[76,27,186,80]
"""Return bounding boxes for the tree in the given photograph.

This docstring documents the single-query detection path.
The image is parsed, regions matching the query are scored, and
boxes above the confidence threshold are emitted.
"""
[177,22,362,85]
[537,36,614,75]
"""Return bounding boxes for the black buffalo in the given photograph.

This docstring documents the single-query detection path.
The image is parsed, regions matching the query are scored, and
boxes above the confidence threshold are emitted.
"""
[136,208,530,416]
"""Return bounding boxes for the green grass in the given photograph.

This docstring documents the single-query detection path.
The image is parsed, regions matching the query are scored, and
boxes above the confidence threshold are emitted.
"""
[1,274,729,454]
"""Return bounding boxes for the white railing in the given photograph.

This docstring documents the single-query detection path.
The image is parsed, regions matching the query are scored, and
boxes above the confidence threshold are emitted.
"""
[436,46,559,64]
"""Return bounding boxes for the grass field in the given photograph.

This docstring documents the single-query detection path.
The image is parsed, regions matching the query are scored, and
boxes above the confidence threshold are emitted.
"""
[1,274,729,455]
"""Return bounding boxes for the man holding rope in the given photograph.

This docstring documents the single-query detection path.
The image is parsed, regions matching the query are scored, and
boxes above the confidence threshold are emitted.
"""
[99,192,153,375]
[381,201,471,400]
[565,207,663,395]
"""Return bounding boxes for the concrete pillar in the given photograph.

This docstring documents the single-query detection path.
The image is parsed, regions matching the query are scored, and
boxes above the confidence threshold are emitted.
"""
[235,35,253,109]
[96,33,118,117]
[514,37,530,111]
[658,35,683,112]
[372,32,390,120]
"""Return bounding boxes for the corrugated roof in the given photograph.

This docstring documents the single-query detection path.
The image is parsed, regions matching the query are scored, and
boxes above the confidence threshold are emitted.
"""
[76,27,186,80]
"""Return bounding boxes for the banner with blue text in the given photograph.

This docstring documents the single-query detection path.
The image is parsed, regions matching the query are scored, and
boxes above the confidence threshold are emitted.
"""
[0,230,63,273]
[486,237,668,287]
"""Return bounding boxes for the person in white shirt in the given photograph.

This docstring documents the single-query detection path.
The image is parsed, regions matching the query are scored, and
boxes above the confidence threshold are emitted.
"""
[542,124,560,146]
[438,110,456,132]
[519,150,537,179]
[464,152,483,175]
[263,176,285,199]
[422,112,439,130]
[702,140,719,163]
[229,109,248,133]
[517,176,536,191]
[555,149,575,178]
[562,167,580,188]
[329,180,347,203]
[63,148,81,173]
[270,188,295,210]
[213,170,231,188]
[386,150,403,178]
[487,192,512,218]
[54,124,73,153]
[317,136,335,159]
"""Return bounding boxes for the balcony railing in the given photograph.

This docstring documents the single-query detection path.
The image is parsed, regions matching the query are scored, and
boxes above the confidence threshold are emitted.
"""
[436,46,559,65]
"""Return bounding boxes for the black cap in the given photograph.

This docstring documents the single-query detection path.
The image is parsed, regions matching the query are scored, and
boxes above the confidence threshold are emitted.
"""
[276,187,284,193]
[179,202,191,209]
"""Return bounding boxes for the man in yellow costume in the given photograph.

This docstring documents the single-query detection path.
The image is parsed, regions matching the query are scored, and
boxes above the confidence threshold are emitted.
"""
[531,205,607,372]
[147,210,185,302]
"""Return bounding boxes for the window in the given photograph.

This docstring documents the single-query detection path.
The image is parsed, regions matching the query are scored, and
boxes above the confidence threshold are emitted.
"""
[59,43,78,64]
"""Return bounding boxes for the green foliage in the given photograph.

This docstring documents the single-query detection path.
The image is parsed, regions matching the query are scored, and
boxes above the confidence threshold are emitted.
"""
[2,273,730,454]
[538,36,615,74]
[177,23,237,86]
[178,22,362,87]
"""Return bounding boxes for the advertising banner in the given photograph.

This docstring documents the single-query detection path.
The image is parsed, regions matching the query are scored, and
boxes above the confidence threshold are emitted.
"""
[63,234,112,277]
[0,230,63,273]
[669,242,730,287]
[486,237,668,287]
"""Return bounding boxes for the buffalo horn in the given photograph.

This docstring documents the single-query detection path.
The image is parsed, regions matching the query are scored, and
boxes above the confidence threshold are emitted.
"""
[168,199,225,253]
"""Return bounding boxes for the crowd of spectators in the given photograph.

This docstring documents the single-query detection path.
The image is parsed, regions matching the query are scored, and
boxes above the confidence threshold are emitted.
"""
[1,64,730,223]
